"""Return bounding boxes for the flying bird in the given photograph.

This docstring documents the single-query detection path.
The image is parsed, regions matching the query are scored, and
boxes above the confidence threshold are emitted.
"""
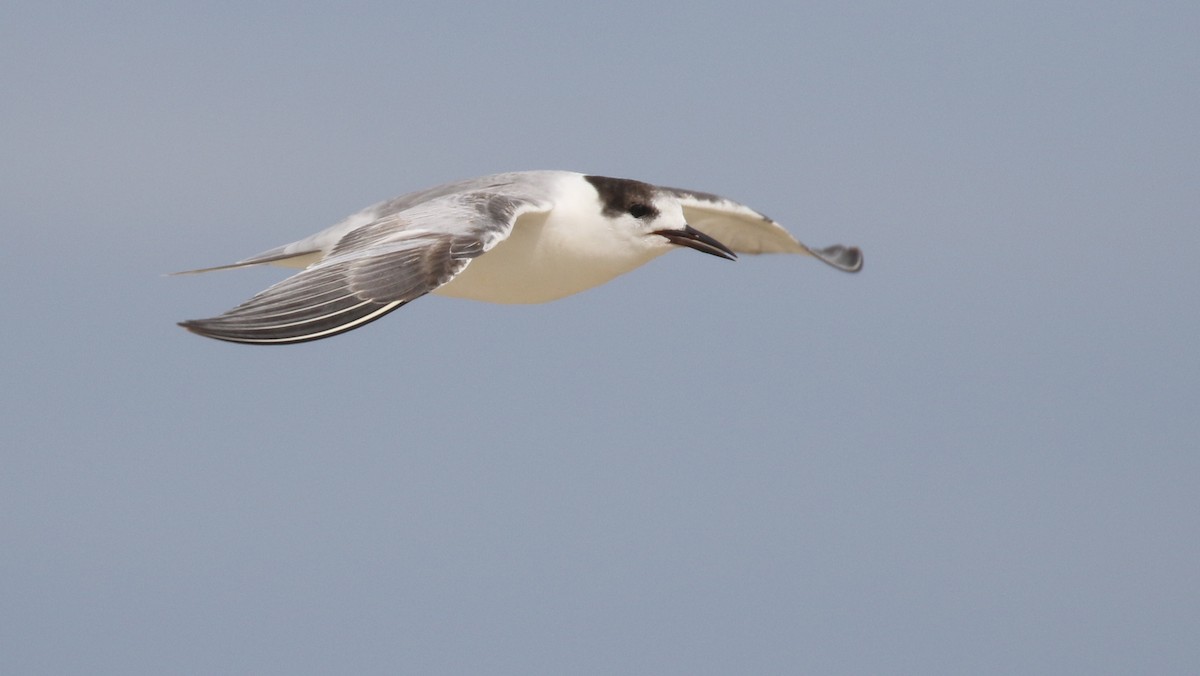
[176,170,862,344]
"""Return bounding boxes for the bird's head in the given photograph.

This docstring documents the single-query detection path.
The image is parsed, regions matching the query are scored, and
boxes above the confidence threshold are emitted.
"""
[584,175,736,261]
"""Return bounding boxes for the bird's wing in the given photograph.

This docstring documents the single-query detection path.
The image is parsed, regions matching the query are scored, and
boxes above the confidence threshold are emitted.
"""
[662,187,863,272]
[173,171,574,275]
[179,191,553,344]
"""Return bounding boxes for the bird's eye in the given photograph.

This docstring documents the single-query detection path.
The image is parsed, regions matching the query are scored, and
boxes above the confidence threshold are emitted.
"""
[628,203,652,219]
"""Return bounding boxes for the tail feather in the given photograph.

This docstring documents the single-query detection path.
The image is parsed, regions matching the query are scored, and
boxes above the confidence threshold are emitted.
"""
[170,249,322,275]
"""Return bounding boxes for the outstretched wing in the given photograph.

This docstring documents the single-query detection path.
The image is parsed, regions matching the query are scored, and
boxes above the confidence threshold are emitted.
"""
[662,187,863,273]
[179,192,552,344]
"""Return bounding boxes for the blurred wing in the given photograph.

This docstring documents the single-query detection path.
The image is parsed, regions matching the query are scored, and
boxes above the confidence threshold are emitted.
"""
[663,187,863,272]
[179,193,552,344]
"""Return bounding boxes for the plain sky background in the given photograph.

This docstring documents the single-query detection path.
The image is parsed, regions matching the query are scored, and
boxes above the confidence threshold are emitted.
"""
[2,2,1197,674]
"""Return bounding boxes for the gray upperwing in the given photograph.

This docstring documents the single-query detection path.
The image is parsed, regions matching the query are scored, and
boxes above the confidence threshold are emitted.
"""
[178,188,554,344]
[172,170,572,276]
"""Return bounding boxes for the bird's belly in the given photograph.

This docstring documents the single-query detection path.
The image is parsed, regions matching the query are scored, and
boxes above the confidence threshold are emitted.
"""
[432,247,646,304]
[432,227,661,304]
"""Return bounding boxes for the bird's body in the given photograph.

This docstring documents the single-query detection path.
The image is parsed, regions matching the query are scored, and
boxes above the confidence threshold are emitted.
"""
[177,170,862,344]
[433,172,663,304]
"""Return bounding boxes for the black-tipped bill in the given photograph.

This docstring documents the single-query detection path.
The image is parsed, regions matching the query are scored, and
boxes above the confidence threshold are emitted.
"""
[654,225,737,261]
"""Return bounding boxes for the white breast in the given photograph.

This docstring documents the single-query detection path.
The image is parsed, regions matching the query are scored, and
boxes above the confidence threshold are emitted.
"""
[433,175,667,304]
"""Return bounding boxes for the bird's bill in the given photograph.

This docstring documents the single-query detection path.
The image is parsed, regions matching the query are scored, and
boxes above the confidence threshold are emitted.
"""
[654,225,737,261]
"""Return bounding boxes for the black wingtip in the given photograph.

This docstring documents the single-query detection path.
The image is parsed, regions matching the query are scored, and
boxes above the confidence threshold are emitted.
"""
[177,319,236,343]
[177,318,259,345]
[812,245,863,273]
[177,300,406,345]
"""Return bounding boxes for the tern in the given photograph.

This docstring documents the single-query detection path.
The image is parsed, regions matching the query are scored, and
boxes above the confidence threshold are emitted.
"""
[177,170,862,344]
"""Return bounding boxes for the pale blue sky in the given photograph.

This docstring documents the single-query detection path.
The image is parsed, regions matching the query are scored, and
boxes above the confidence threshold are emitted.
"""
[2,2,1198,674]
